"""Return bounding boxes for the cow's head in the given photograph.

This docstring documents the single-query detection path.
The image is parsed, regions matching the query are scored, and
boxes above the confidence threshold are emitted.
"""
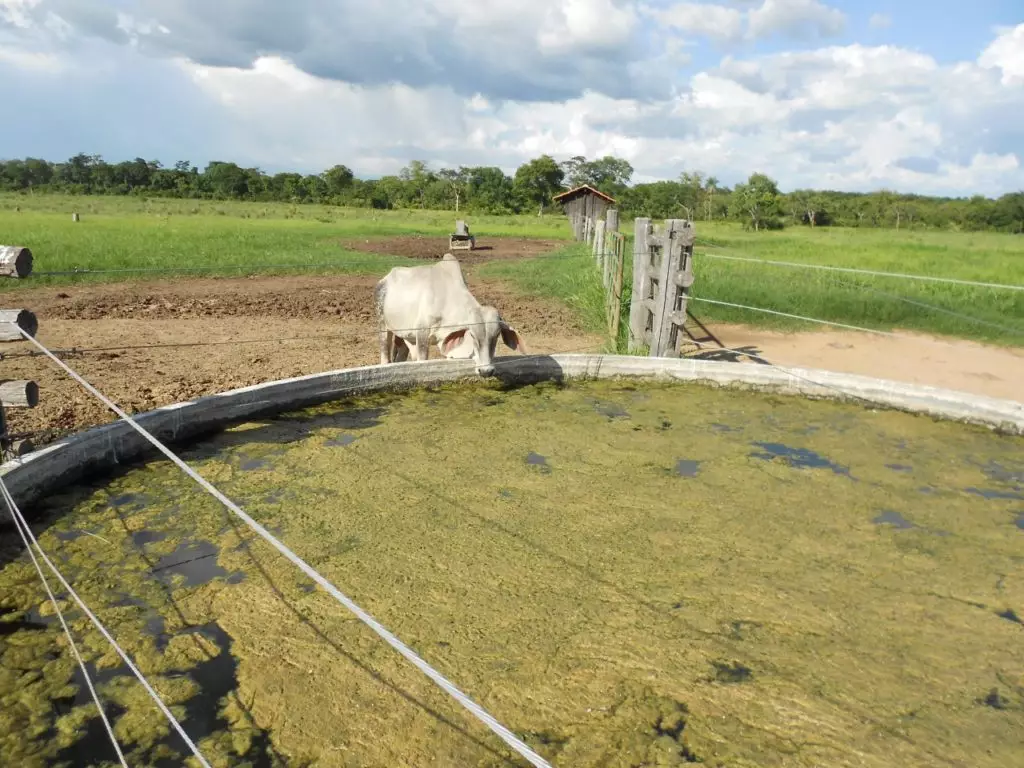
[440,306,526,376]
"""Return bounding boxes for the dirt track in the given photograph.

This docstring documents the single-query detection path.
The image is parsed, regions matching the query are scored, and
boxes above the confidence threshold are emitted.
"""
[2,235,1022,448]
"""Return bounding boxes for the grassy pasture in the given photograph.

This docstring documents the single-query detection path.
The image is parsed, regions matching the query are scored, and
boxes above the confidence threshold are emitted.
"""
[483,221,1024,347]
[2,193,1023,345]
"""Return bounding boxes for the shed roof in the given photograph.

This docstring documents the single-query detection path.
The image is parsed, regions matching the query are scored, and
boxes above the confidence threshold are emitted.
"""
[552,184,617,204]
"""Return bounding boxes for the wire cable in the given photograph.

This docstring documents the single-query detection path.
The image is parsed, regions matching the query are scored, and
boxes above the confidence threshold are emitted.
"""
[0,478,129,768]
[688,297,898,336]
[0,478,211,767]
[695,248,1024,292]
[15,327,553,768]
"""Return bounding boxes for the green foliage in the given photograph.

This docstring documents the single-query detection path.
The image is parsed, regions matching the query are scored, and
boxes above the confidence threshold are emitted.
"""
[730,173,783,231]
[2,153,1023,232]
[513,154,564,214]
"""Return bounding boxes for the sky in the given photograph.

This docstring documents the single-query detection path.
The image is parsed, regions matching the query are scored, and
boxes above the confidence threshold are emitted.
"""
[0,0,1022,196]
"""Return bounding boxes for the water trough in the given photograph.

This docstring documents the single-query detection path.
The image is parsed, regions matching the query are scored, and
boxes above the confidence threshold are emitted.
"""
[1,354,1022,767]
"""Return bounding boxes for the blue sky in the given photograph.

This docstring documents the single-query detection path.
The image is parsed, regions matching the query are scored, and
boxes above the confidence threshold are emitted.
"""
[1,0,1022,195]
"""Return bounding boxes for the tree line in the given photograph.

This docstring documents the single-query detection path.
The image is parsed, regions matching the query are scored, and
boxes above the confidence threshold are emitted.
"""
[2,153,1022,233]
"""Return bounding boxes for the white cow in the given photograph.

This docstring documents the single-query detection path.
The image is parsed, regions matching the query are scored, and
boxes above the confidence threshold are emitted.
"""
[374,254,526,375]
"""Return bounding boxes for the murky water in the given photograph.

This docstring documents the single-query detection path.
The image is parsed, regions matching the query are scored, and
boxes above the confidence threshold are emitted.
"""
[1,380,1022,767]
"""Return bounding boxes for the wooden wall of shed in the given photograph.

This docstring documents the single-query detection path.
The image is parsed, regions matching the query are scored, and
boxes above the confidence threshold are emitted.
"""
[564,193,612,241]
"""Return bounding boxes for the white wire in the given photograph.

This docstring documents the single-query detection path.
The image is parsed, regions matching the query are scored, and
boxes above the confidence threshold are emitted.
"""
[0,479,129,768]
[0,478,210,767]
[16,328,553,768]
[697,249,1024,292]
[689,297,898,336]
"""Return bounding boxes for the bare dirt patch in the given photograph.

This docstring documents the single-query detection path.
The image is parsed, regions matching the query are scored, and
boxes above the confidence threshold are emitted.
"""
[690,322,1024,403]
[2,273,601,442]
[339,234,567,264]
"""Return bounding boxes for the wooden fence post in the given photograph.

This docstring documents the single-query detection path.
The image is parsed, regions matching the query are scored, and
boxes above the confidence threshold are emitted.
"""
[647,219,695,357]
[628,218,651,352]
[603,209,618,290]
[626,219,696,356]
[610,233,625,342]
[592,219,606,268]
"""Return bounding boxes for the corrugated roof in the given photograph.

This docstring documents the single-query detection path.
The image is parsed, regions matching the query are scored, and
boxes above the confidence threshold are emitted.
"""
[552,184,617,204]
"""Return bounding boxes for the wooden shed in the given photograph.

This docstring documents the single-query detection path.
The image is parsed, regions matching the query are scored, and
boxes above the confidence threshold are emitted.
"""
[553,185,617,241]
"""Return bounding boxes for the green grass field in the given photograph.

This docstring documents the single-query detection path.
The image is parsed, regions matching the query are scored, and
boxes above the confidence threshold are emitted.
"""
[484,221,1024,347]
[2,193,1023,346]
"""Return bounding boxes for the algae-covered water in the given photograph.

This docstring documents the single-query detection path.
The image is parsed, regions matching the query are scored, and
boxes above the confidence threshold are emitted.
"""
[1,380,1022,768]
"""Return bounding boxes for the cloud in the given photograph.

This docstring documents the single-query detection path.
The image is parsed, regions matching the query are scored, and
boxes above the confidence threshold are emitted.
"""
[648,0,846,43]
[6,0,658,102]
[979,23,1024,85]
[646,2,746,43]
[747,0,846,41]
[869,13,891,30]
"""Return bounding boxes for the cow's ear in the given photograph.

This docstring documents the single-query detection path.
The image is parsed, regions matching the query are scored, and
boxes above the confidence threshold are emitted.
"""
[500,322,526,353]
[441,328,467,355]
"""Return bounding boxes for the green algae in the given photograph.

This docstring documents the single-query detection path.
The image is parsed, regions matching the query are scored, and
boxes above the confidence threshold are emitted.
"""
[1,379,1023,767]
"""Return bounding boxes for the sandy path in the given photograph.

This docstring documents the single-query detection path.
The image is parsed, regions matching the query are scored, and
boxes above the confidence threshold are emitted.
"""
[701,323,1024,402]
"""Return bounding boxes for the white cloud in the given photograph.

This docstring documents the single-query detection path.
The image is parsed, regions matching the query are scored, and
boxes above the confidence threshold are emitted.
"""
[647,0,846,43]
[647,2,746,43]
[979,23,1024,85]
[747,0,846,41]
[869,13,891,29]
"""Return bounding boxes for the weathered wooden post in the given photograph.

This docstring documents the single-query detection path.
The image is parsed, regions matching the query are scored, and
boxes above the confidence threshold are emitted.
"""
[603,209,618,290]
[592,219,606,274]
[648,219,695,357]
[610,233,626,342]
[0,246,33,279]
[628,218,652,352]
[627,219,695,356]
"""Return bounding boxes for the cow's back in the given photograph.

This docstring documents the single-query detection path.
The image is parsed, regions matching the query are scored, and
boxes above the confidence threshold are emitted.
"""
[380,260,470,327]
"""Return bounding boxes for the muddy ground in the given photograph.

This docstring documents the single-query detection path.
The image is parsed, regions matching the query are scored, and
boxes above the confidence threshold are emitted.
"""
[2,234,1022,447]
[0,270,602,442]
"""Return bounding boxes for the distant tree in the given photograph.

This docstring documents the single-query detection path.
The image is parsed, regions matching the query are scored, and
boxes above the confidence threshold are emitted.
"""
[731,173,781,231]
[322,164,355,199]
[703,176,720,220]
[677,171,706,220]
[513,155,564,214]
[438,167,469,211]
[559,155,633,196]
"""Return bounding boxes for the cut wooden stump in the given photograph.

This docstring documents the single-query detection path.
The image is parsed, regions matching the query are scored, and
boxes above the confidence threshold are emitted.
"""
[0,309,38,341]
[0,380,39,408]
[0,246,33,279]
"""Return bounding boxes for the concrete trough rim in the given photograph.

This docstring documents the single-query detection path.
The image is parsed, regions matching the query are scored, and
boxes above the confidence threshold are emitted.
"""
[2,353,1022,515]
